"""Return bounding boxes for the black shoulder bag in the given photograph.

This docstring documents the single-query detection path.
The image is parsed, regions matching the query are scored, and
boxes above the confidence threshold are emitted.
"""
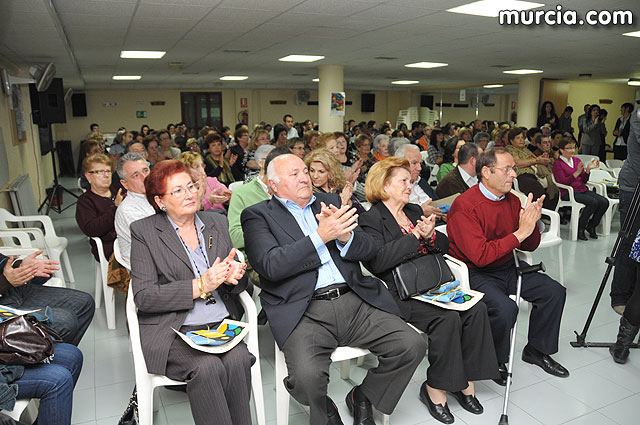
[391,252,455,300]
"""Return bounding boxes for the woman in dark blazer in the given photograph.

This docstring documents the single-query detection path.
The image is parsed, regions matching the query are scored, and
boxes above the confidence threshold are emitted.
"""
[129,159,252,425]
[359,157,499,425]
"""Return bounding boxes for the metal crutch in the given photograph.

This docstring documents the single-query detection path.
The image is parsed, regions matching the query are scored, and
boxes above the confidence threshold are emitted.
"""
[499,251,545,425]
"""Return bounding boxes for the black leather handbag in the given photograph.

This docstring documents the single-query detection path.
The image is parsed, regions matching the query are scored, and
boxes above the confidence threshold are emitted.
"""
[391,253,455,300]
[0,315,60,365]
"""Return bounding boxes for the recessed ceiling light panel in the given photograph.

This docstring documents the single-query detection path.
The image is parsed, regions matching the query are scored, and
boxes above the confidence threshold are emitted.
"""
[120,51,165,59]
[220,76,248,81]
[312,78,319,82]
[391,80,419,85]
[278,55,325,62]
[447,0,544,18]
[503,69,543,74]
[112,75,141,80]
[628,79,640,86]
[405,62,448,69]
[483,84,504,88]
[623,31,640,38]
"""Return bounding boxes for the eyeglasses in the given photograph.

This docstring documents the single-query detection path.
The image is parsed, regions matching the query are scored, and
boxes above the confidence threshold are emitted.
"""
[87,169,112,176]
[491,165,518,174]
[165,182,200,198]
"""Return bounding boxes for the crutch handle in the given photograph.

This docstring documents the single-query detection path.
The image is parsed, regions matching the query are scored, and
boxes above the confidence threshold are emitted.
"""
[516,262,545,276]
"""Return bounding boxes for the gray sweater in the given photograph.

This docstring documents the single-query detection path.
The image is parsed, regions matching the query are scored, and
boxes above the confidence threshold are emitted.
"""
[618,105,640,192]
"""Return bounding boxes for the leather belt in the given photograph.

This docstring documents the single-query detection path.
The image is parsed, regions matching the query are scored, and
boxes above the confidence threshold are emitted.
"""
[311,284,351,301]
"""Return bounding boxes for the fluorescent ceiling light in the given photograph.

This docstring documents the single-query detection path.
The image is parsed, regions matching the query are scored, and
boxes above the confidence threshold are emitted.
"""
[112,75,141,80]
[120,50,165,59]
[312,78,319,82]
[391,80,419,85]
[405,62,448,69]
[278,55,325,62]
[503,69,543,74]
[483,84,504,88]
[220,76,248,81]
[447,0,544,18]
[628,79,640,86]
[623,31,640,38]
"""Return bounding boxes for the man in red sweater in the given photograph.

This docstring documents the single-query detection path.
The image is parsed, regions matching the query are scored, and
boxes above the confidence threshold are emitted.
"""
[448,148,568,384]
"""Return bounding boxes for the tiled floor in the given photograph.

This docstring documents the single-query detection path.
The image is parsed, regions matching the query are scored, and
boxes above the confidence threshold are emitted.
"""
[41,180,640,425]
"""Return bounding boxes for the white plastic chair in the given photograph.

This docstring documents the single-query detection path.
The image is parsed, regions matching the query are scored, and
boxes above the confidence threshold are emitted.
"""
[274,255,469,425]
[551,175,586,241]
[126,284,265,425]
[587,169,620,235]
[228,181,244,192]
[428,163,439,186]
[606,159,624,169]
[91,237,116,330]
[0,246,65,288]
[0,208,75,283]
[1,399,39,423]
[611,167,621,178]
[113,238,129,271]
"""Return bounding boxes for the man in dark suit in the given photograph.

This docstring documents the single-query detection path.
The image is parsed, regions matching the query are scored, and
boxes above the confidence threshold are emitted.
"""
[241,154,426,425]
[612,102,633,160]
[436,143,481,199]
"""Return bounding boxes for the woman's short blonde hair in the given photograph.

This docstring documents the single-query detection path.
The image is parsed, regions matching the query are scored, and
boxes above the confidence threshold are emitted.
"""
[316,132,337,150]
[178,151,204,168]
[186,138,198,147]
[304,148,346,191]
[303,130,320,146]
[87,132,105,142]
[365,157,410,203]
[82,153,111,173]
[249,129,270,150]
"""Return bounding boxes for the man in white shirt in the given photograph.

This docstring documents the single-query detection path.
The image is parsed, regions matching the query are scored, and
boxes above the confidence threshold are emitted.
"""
[269,114,299,140]
[436,143,481,198]
[115,153,155,265]
[395,144,445,220]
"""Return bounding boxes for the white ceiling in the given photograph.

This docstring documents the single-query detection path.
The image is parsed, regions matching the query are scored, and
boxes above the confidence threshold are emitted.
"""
[1,0,639,90]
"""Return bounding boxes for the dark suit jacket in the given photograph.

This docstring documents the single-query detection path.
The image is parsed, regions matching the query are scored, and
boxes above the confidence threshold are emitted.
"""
[417,176,439,201]
[436,166,470,199]
[614,116,631,145]
[359,202,449,320]
[130,211,248,375]
[240,192,401,348]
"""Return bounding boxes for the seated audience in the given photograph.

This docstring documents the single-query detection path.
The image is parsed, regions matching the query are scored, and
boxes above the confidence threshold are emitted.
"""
[158,129,181,159]
[109,130,132,159]
[552,138,609,240]
[78,140,103,191]
[436,143,480,199]
[0,251,94,346]
[436,137,465,181]
[186,137,201,154]
[144,135,167,166]
[241,154,426,425]
[359,157,499,424]
[334,132,353,166]
[76,153,122,263]
[505,128,558,210]
[428,130,445,165]
[388,137,410,157]
[305,148,363,213]
[115,153,155,266]
[243,129,270,182]
[286,137,306,159]
[315,132,340,156]
[179,151,231,213]
[230,128,249,180]
[447,148,568,384]
[272,123,288,147]
[473,131,490,151]
[130,160,251,425]
[204,133,237,186]
[372,134,390,161]
[396,144,444,220]
[303,130,319,152]
[353,134,376,183]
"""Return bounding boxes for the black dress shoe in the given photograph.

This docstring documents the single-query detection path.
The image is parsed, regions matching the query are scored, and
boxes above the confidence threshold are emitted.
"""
[577,230,588,241]
[345,387,375,425]
[522,344,569,378]
[492,363,508,386]
[419,382,454,424]
[587,226,598,239]
[450,391,483,415]
[327,397,344,425]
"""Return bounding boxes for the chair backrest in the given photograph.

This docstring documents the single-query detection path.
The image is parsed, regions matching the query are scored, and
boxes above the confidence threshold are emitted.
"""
[420,151,429,163]
[0,208,12,230]
[575,154,598,166]
[127,284,152,376]
[0,228,34,248]
[90,237,109,269]
[228,181,244,192]
[588,169,615,183]
[113,239,130,270]
[606,159,624,169]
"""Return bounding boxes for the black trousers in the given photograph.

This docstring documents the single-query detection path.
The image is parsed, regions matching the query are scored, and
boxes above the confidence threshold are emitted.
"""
[613,145,627,160]
[469,261,566,364]
[400,298,499,392]
[281,291,426,425]
[611,189,640,306]
[562,190,609,231]
[624,263,640,326]
[165,323,255,425]
[517,173,558,211]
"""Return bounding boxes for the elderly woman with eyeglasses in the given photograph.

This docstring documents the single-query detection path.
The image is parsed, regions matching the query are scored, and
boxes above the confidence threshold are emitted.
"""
[129,159,252,425]
[76,153,123,262]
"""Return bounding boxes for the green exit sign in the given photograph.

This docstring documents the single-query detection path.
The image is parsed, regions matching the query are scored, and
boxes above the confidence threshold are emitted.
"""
[136,110,148,118]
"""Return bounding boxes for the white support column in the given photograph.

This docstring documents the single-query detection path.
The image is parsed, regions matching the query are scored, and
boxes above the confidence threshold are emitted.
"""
[516,77,541,128]
[318,65,344,132]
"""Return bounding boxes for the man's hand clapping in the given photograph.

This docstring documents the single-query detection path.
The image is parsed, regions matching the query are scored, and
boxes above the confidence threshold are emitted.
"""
[316,202,358,244]
[2,250,59,287]
[514,193,544,243]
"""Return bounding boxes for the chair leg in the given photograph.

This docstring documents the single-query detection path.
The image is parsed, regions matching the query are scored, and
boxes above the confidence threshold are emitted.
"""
[557,245,564,286]
[340,359,351,380]
[136,383,154,425]
[570,207,580,241]
[382,413,390,425]
[94,265,102,309]
[104,283,116,330]
[61,249,75,283]
[275,347,290,425]
[251,362,266,425]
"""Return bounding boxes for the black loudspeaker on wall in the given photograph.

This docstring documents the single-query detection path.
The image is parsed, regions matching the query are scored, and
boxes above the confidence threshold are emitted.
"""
[361,93,375,113]
[420,95,434,109]
[29,78,66,125]
[71,93,87,117]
